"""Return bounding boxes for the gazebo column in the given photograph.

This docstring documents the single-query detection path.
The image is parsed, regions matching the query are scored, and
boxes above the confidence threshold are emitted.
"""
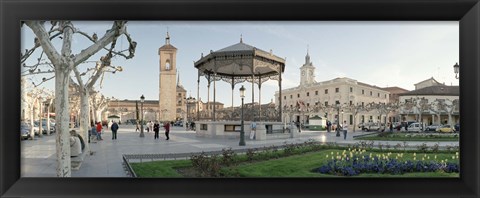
[278,67,282,122]
[213,73,216,122]
[258,76,262,122]
[251,74,254,121]
[197,71,200,121]
[207,74,211,120]
[231,78,235,120]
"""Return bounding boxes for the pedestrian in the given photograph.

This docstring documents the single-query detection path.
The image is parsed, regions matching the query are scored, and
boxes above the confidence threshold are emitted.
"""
[153,121,160,140]
[108,120,113,132]
[146,121,151,132]
[135,120,140,132]
[149,121,153,132]
[111,120,119,140]
[342,120,348,140]
[327,120,332,132]
[164,121,170,140]
[250,120,257,140]
[96,121,103,140]
[90,124,97,142]
[190,122,195,131]
[389,122,393,132]
[296,121,301,133]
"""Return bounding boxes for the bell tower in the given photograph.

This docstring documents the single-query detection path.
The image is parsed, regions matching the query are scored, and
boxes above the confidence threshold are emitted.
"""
[300,47,316,86]
[159,31,177,121]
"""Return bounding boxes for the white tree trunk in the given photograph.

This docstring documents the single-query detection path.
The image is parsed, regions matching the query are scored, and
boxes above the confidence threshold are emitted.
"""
[55,68,72,177]
[30,106,35,139]
[46,100,52,135]
[38,100,43,137]
[79,90,90,150]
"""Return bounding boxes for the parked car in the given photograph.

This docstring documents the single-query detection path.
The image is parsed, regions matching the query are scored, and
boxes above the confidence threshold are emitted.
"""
[454,123,460,132]
[425,124,441,132]
[34,120,55,134]
[407,122,423,133]
[436,125,454,133]
[367,123,385,132]
[20,122,31,140]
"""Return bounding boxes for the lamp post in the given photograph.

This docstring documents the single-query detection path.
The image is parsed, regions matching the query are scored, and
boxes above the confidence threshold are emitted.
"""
[453,62,459,79]
[336,104,341,137]
[140,94,145,137]
[239,85,246,146]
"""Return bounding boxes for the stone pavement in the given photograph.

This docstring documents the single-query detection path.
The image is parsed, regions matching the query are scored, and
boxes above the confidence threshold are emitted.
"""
[21,125,459,177]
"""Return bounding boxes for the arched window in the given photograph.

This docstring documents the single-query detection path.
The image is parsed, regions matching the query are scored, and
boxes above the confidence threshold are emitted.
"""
[165,60,171,70]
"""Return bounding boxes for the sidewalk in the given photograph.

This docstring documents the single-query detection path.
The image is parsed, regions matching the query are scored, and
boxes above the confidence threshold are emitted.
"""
[20,126,459,177]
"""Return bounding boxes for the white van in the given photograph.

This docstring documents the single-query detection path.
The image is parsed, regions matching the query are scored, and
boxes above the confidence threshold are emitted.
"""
[407,122,423,133]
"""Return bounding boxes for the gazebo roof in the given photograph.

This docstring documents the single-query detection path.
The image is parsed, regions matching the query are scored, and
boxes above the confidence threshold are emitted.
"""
[194,41,286,82]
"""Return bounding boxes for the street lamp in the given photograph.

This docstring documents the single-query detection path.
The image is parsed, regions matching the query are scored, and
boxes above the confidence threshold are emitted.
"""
[453,62,459,79]
[239,85,246,146]
[139,94,145,137]
[336,104,341,137]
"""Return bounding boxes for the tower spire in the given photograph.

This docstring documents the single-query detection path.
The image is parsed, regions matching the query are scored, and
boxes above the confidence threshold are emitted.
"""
[165,28,170,45]
[305,45,311,65]
[240,34,243,43]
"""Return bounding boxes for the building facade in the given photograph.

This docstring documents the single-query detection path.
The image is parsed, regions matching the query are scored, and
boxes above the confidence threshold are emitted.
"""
[275,52,390,128]
[398,79,459,126]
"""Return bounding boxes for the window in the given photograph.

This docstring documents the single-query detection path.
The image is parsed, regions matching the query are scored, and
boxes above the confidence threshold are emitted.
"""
[165,60,171,70]
[325,89,328,94]
[335,88,339,93]
[325,101,328,106]
[306,92,310,97]
[284,96,286,100]
[385,94,387,98]
[362,102,364,107]
[362,90,365,94]
[370,91,372,96]
[290,95,292,99]
[315,91,318,95]
[377,93,380,97]
[307,103,310,107]
[297,94,300,98]
[350,87,353,92]
[349,101,353,105]
[335,100,340,105]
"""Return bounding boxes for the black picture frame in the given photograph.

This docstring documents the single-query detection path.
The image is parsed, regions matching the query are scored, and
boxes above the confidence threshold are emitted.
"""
[1,0,479,197]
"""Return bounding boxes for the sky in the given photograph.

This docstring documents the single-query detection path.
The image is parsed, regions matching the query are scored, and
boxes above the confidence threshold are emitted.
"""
[21,21,459,107]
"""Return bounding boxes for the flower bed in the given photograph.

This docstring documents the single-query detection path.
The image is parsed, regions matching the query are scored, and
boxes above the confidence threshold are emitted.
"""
[313,149,459,176]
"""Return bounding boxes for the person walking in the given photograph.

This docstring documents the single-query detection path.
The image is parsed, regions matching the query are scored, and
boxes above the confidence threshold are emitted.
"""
[135,120,140,132]
[149,121,153,132]
[327,120,332,132]
[342,120,348,140]
[164,121,170,140]
[96,121,103,140]
[153,121,160,140]
[389,122,394,132]
[111,120,119,140]
[250,120,257,140]
[146,121,151,132]
[90,124,98,142]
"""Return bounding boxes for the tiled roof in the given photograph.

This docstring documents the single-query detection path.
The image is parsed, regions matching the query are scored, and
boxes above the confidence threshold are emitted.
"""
[380,86,410,93]
[414,77,442,86]
[176,85,187,92]
[216,42,255,52]
[159,44,177,50]
[398,85,459,96]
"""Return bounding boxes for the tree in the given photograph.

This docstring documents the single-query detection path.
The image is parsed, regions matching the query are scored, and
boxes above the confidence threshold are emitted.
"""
[23,21,136,177]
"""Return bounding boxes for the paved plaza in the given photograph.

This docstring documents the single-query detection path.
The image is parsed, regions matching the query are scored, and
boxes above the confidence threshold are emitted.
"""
[21,125,460,177]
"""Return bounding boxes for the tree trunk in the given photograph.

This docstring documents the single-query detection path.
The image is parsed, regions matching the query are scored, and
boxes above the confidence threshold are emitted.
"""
[38,100,43,137]
[46,101,51,135]
[79,90,90,150]
[55,68,72,177]
[30,106,35,139]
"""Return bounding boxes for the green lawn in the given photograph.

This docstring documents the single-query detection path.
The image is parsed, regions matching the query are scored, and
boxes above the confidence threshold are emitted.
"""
[355,132,459,141]
[131,149,459,178]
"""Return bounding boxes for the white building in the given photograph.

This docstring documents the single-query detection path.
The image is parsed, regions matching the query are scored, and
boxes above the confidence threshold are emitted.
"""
[398,78,459,126]
[275,52,390,129]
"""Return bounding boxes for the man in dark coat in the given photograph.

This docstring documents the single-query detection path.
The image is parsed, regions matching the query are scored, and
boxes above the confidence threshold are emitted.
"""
[110,121,119,140]
[153,121,160,140]
[164,121,170,140]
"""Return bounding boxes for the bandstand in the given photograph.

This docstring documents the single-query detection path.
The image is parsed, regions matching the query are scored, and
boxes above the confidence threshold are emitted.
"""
[193,38,286,140]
